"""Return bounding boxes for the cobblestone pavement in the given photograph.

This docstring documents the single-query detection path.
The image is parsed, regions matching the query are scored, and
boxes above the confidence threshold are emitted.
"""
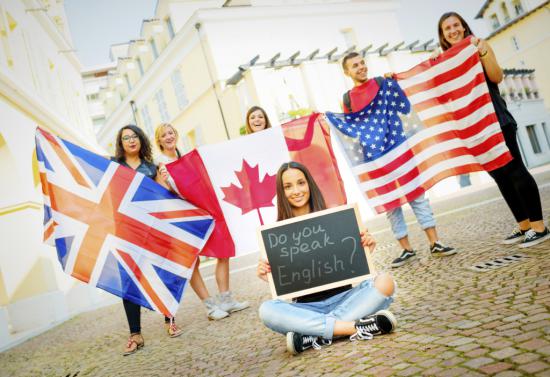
[1,175,550,377]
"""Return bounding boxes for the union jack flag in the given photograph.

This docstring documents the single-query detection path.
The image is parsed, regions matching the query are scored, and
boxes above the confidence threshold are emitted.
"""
[35,128,214,317]
[327,37,512,213]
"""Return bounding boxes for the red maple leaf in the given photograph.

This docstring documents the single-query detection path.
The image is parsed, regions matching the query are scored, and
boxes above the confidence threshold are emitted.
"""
[221,160,276,225]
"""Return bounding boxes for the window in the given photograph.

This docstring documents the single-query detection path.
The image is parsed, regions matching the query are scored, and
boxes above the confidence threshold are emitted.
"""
[171,70,188,110]
[92,116,105,127]
[86,93,99,101]
[513,0,524,16]
[186,127,204,148]
[136,57,144,76]
[511,36,520,51]
[165,17,175,39]
[124,74,131,92]
[490,14,500,29]
[140,105,153,136]
[149,38,159,59]
[501,2,511,22]
[341,28,357,49]
[542,122,550,148]
[526,125,542,154]
[155,89,169,122]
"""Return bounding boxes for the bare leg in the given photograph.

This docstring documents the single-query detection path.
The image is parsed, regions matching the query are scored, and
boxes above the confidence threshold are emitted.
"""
[374,272,395,297]
[333,321,357,336]
[528,220,545,233]
[216,258,230,293]
[333,273,395,337]
[190,261,210,300]
[397,236,413,251]
[424,226,438,246]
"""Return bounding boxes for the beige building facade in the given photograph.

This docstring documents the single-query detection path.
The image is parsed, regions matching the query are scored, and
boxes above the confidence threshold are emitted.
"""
[94,0,426,156]
[0,0,114,351]
[477,0,550,111]
[476,0,550,166]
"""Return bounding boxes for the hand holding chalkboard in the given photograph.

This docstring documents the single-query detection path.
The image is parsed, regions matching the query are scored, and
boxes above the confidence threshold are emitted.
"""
[257,204,375,301]
[257,259,271,282]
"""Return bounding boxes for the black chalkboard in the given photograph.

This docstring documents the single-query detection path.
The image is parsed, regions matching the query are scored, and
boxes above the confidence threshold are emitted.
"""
[258,204,374,300]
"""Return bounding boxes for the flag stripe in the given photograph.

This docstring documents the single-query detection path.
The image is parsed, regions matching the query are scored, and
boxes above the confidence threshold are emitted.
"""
[422,92,493,127]
[404,61,483,105]
[355,113,501,181]
[416,79,488,120]
[394,36,475,80]
[38,129,91,189]
[413,72,486,112]
[149,209,211,219]
[373,163,482,213]
[364,132,507,197]
[117,250,170,316]
[400,52,479,97]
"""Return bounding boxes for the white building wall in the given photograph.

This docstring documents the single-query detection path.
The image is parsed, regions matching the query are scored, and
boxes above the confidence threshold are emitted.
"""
[0,0,113,352]
[200,1,403,81]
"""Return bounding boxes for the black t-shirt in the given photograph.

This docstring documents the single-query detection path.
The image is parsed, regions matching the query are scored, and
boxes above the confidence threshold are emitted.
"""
[485,73,516,129]
[111,157,157,179]
[295,285,352,303]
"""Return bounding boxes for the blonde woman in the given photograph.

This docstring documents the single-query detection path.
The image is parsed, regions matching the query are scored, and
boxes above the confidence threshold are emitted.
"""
[154,123,250,320]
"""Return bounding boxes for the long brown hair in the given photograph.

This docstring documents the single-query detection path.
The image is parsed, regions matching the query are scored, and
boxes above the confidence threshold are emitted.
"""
[245,106,272,134]
[438,12,474,51]
[276,161,326,221]
[114,124,153,163]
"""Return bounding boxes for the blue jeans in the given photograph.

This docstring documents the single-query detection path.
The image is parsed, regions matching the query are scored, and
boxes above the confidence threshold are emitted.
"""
[258,278,393,340]
[386,194,436,240]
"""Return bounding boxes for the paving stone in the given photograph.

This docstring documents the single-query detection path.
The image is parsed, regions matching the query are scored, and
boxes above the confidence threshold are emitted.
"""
[493,371,523,377]
[479,362,513,375]
[396,366,423,376]
[502,314,525,322]
[518,361,549,374]
[519,338,550,351]
[438,367,470,377]
[510,352,540,364]
[489,347,521,360]
[463,357,494,369]
[446,337,475,347]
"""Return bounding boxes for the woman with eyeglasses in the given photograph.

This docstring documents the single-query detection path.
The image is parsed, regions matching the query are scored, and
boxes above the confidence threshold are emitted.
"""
[112,124,184,356]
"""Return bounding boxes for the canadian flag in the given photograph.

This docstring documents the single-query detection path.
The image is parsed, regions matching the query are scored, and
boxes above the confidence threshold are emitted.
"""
[167,113,346,256]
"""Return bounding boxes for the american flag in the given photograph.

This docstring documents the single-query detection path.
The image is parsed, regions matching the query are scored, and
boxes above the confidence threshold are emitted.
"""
[35,128,214,317]
[326,37,512,213]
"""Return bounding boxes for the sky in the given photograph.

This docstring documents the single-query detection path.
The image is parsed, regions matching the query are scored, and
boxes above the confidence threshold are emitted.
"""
[64,0,489,67]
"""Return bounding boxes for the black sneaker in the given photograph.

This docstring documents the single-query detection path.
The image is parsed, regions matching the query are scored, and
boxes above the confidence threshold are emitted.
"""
[430,242,456,256]
[519,228,550,248]
[391,249,416,268]
[350,310,397,341]
[286,332,330,354]
[502,229,529,245]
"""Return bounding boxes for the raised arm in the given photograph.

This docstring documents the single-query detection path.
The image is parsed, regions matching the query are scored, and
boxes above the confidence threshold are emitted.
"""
[473,37,503,84]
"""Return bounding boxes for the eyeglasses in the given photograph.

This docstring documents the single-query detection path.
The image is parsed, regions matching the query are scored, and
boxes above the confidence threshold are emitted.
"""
[121,135,139,142]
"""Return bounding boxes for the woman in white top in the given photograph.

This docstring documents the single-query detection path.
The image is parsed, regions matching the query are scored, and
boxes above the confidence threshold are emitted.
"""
[154,123,249,320]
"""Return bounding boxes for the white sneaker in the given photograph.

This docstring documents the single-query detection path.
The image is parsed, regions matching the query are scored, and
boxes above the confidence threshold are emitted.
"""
[217,291,250,313]
[204,297,229,320]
